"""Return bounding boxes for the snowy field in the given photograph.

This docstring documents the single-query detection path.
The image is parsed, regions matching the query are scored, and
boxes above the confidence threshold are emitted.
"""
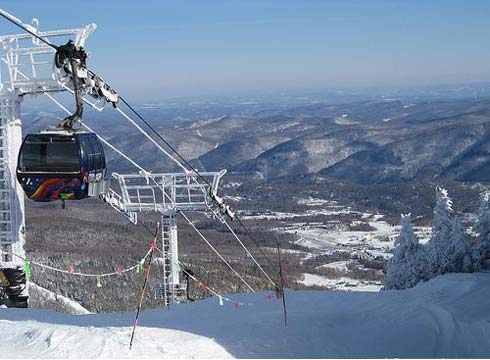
[298,273,381,292]
[247,197,432,291]
[281,203,430,258]
[2,273,490,358]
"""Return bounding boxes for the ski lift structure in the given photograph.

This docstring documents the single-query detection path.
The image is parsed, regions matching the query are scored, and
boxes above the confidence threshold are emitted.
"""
[0,9,235,307]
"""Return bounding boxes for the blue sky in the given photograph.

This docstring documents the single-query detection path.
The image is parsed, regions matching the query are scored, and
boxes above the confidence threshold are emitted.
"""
[0,1,489,100]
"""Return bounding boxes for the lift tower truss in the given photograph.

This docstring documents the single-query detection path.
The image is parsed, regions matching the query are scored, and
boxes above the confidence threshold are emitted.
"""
[106,170,227,305]
[0,15,96,268]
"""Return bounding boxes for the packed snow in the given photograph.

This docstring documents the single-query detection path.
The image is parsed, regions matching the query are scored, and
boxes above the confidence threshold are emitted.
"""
[2,273,490,358]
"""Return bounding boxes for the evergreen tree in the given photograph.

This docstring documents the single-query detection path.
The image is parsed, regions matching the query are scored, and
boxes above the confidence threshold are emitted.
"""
[383,214,425,290]
[447,216,472,273]
[472,191,490,271]
[427,187,453,275]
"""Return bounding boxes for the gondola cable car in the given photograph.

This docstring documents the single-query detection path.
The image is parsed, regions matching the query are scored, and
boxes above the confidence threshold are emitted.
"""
[16,41,109,205]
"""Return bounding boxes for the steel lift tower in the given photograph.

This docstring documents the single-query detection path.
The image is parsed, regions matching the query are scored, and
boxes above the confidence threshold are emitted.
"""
[0,12,96,307]
[106,170,228,305]
[0,10,230,307]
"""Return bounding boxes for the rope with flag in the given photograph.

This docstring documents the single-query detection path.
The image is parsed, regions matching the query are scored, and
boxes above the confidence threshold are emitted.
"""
[6,250,152,280]
[129,223,159,350]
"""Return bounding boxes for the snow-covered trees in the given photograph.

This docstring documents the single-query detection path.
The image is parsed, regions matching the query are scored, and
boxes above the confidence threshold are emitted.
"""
[472,192,490,272]
[383,214,426,290]
[384,187,489,291]
[447,216,472,273]
[427,187,454,275]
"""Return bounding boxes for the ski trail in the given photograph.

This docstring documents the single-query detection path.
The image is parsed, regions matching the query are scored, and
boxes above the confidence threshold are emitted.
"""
[2,273,490,358]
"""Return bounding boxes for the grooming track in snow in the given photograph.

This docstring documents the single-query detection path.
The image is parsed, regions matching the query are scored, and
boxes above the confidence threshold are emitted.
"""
[1,272,490,358]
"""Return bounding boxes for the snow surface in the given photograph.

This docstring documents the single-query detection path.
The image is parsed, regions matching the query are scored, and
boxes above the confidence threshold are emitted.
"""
[2,273,490,358]
[279,208,429,260]
[317,260,350,272]
[286,218,395,255]
[259,198,432,291]
[296,196,333,206]
[29,283,92,315]
[299,273,381,292]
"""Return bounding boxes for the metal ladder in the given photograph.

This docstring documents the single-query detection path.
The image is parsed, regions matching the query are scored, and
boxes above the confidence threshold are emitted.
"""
[0,100,14,263]
[160,216,173,306]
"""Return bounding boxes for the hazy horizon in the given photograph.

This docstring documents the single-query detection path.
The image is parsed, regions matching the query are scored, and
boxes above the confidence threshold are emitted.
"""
[0,1,489,101]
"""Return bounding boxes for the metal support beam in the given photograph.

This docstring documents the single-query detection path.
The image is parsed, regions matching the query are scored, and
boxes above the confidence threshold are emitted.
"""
[0,95,25,267]
[160,212,185,305]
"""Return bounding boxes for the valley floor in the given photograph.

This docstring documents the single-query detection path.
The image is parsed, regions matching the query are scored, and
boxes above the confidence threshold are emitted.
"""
[1,272,490,358]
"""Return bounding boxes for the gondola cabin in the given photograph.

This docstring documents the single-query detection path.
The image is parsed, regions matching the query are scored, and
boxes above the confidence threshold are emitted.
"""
[16,131,109,201]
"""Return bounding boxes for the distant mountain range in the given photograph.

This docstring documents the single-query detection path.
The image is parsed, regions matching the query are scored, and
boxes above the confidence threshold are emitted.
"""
[21,96,490,184]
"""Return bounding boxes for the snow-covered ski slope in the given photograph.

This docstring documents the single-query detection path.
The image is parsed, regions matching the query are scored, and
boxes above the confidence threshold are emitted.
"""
[2,273,490,358]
